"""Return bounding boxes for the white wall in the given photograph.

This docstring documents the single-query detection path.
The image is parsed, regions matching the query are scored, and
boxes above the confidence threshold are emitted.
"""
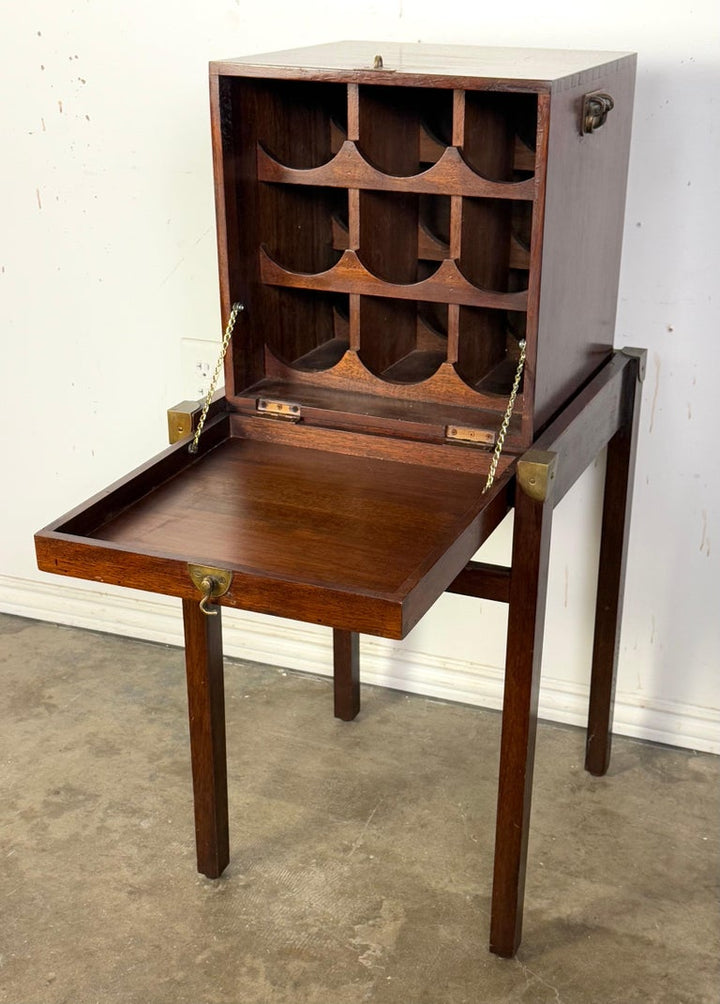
[2,1,718,753]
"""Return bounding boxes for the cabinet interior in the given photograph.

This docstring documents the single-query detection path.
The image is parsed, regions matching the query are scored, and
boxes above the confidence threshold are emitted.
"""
[219,75,539,433]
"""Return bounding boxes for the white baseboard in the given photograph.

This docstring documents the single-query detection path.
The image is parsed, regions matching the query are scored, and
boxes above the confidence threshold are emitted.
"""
[1,573,717,755]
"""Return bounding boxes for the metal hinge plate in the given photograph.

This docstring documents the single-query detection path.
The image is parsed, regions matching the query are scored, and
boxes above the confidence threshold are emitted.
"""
[445,425,496,447]
[188,563,233,596]
[188,563,233,615]
[256,398,302,421]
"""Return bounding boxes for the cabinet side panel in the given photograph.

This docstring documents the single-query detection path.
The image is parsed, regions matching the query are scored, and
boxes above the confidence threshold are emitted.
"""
[210,74,265,395]
[534,58,636,430]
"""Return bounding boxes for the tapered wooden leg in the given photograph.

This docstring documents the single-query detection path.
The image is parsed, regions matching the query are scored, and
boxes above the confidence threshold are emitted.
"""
[490,453,555,957]
[333,629,360,721]
[585,363,642,776]
[182,598,229,878]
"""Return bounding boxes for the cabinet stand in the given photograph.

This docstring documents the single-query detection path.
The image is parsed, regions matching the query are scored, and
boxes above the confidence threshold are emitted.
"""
[179,347,644,957]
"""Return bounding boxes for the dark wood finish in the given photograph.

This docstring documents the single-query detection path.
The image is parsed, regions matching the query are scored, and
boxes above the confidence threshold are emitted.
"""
[38,411,231,539]
[459,92,515,291]
[333,629,360,720]
[182,598,229,878]
[259,247,529,311]
[456,92,531,389]
[214,47,635,449]
[533,349,638,503]
[34,41,640,960]
[446,560,511,604]
[212,41,633,91]
[257,142,535,199]
[490,459,554,958]
[532,59,636,430]
[38,435,512,639]
[518,90,549,449]
[228,412,515,475]
[586,353,643,775]
[260,346,528,413]
[232,378,519,445]
[34,351,642,957]
[401,471,513,634]
[456,307,512,392]
[210,77,264,395]
[355,84,420,385]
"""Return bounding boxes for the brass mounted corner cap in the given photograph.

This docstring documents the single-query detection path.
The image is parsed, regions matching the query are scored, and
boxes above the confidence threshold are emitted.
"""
[516,450,558,503]
[167,400,200,444]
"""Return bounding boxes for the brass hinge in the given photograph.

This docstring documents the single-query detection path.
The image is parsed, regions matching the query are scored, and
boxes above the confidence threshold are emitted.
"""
[445,425,496,447]
[256,398,302,422]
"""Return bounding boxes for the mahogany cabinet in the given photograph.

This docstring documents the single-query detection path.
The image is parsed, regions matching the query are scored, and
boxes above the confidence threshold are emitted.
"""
[213,41,635,452]
[35,42,641,958]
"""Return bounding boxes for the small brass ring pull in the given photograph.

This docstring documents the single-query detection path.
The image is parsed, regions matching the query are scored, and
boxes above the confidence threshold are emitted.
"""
[199,575,220,616]
[582,92,614,134]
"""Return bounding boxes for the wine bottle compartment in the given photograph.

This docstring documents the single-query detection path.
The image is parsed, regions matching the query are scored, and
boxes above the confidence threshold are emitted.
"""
[254,82,533,186]
[462,91,538,182]
[358,298,447,384]
[356,192,451,284]
[259,185,347,274]
[331,207,450,261]
[254,80,347,170]
[458,197,533,292]
[510,200,533,269]
[357,85,453,176]
[229,75,540,411]
[419,194,451,257]
[455,307,526,392]
[260,288,349,371]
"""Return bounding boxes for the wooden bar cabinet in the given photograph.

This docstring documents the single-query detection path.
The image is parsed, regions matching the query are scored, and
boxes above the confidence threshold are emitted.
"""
[35,41,643,958]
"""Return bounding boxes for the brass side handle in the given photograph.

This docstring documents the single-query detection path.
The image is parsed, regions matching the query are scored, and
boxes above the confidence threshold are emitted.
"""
[582,92,614,134]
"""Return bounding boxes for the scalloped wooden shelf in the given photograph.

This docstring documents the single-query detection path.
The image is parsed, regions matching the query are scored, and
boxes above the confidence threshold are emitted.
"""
[262,344,524,412]
[257,140,536,200]
[259,247,529,311]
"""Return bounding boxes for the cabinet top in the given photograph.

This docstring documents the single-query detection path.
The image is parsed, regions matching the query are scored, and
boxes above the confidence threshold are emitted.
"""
[211,40,635,90]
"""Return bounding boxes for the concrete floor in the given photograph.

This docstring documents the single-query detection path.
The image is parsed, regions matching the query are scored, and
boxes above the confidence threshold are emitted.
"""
[1,613,718,1004]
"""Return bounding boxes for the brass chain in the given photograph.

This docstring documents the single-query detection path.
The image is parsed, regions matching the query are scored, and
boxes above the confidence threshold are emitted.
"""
[188,302,244,454]
[482,339,526,494]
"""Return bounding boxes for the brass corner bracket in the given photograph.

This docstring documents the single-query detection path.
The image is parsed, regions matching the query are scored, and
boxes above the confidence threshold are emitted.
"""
[516,450,558,503]
[167,400,201,444]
